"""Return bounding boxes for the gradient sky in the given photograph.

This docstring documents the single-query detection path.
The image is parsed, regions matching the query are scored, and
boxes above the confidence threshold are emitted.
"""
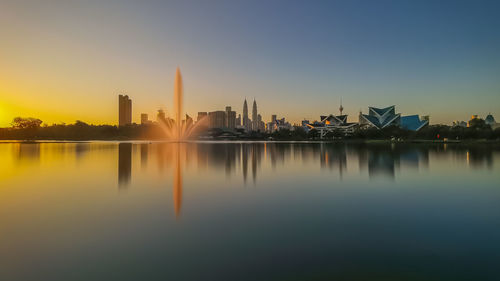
[1,0,499,126]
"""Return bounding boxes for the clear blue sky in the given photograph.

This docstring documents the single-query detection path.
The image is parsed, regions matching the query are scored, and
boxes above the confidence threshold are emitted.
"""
[1,0,499,125]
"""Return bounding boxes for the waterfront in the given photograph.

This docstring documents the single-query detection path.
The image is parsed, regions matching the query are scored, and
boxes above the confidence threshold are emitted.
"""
[1,142,499,281]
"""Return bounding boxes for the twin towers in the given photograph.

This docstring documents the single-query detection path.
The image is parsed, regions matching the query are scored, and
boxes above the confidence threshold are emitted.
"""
[242,98,261,132]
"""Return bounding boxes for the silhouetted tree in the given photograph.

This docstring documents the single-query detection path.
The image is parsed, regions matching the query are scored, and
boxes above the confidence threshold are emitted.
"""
[11,117,42,129]
[468,118,489,129]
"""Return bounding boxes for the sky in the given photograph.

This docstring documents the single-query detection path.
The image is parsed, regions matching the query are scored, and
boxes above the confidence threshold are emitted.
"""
[0,0,499,126]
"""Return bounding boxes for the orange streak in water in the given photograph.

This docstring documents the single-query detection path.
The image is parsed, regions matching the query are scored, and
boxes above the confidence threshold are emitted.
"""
[173,144,182,218]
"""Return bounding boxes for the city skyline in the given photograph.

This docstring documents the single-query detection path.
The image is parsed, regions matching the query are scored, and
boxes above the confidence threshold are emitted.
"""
[1,0,500,127]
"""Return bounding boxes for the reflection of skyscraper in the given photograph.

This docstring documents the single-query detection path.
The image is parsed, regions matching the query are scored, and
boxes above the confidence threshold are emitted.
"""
[118,143,132,188]
[242,143,248,184]
[118,94,132,126]
[251,144,258,184]
[140,143,148,170]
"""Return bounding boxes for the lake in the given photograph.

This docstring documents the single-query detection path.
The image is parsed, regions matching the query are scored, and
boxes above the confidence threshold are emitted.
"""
[0,141,499,281]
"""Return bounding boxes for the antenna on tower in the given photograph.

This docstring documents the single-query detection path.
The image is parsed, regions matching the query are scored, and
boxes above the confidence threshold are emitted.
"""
[339,97,344,115]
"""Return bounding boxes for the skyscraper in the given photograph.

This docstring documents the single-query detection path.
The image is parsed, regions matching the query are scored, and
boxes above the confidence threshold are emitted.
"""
[157,109,166,124]
[197,112,208,123]
[257,114,265,132]
[118,94,132,126]
[141,113,149,125]
[236,114,241,127]
[252,99,258,131]
[243,99,250,131]
[185,114,193,128]
[208,111,226,128]
[225,106,236,129]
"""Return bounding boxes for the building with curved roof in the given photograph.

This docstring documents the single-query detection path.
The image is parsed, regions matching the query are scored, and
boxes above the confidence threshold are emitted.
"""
[485,114,496,126]
[359,105,428,131]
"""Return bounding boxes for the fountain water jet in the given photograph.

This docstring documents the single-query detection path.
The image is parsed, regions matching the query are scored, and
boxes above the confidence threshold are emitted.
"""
[156,67,208,218]
[174,67,183,140]
[158,67,207,141]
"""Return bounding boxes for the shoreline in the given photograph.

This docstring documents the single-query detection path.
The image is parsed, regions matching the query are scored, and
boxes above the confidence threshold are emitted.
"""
[1,139,499,145]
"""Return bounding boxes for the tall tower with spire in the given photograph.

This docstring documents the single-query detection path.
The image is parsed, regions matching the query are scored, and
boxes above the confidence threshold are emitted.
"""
[339,97,344,116]
[243,99,249,131]
[252,99,258,131]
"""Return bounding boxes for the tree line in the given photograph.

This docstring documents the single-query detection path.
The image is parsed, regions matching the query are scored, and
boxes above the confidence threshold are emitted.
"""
[1,117,499,141]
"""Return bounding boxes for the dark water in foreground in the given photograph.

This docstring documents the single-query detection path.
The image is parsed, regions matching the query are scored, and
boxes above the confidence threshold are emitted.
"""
[0,142,499,281]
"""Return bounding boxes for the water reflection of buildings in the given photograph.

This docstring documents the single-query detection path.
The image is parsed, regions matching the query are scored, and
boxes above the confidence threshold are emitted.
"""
[448,146,494,170]
[358,145,429,180]
[466,148,493,169]
[118,143,132,188]
[319,144,347,179]
[118,142,497,217]
[140,143,148,170]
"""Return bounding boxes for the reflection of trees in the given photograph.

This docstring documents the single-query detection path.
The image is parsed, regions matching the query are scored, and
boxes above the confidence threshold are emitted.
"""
[466,147,493,169]
[16,143,40,162]
[74,143,90,160]
[438,145,495,170]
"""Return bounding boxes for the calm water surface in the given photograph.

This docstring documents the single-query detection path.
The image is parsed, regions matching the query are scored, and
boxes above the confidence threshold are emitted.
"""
[1,142,499,281]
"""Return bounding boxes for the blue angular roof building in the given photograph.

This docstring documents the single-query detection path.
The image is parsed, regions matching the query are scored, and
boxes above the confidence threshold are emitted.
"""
[359,106,428,131]
[401,115,428,131]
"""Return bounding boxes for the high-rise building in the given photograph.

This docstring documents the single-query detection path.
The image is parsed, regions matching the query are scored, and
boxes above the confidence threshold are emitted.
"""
[118,94,132,126]
[243,99,250,131]
[141,113,149,125]
[301,119,310,131]
[257,114,265,132]
[225,106,236,129]
[186,114,193,128]
[236,114,241,127]
[197,112,208,123]
[208,111,226,128]
[266,122,273,133]
[157,109,166,124]
[252,99,258,131]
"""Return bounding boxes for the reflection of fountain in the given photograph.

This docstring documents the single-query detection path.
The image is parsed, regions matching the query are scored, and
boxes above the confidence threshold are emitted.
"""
[158,67,207,141]
[173,143,183,218]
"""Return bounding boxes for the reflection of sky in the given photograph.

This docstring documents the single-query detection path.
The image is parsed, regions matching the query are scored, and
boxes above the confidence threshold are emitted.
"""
[1,142,500,280]
[1,1,500,126]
